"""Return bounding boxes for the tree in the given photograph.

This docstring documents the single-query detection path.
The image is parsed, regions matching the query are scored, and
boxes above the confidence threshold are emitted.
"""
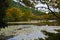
[40,0,60,19]
[6,7,24,22]
[0,0,11,28]
[22,8,32,21]
[18,0,34,8]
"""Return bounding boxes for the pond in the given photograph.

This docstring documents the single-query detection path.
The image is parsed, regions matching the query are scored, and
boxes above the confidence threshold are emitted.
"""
[0,25,60,40]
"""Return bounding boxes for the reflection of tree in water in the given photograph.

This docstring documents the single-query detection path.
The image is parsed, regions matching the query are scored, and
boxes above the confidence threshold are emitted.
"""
[35,30,60,40]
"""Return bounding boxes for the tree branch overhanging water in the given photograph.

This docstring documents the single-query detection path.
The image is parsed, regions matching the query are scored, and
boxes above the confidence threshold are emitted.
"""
[40,0,60,19]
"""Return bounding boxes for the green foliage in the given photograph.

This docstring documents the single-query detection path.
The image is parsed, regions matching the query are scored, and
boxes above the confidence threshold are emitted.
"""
[5,0,45,21]
[9,1,45,15]
[22,0,31,6]
[30,8,45,15]
[22,8,32,21]
[5,0,60,22]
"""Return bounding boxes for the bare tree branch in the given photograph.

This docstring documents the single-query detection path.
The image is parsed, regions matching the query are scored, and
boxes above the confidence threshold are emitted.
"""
[46,3,60,19]
[40,0,60,19]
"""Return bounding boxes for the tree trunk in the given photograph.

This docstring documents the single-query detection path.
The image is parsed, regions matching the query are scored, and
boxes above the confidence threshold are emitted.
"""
[0,0,9,28]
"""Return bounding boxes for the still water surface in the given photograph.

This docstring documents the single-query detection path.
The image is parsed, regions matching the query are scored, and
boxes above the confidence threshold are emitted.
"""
[0,25,60,40]
[5,25,60,40]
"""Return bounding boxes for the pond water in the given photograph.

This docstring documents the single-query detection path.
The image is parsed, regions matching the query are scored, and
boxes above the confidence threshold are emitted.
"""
[0,25,60,40]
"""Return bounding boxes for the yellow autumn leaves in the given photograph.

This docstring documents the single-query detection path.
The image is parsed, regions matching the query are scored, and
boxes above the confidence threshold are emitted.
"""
[6,7,60,22]
[6,7,23,21]
[6,7,38,21]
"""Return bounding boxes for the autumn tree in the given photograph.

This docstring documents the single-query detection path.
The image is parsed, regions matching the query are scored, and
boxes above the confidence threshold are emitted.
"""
[6,7,24,22]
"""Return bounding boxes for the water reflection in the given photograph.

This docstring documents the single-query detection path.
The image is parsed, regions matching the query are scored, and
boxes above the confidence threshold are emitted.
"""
[5,25,60,40]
